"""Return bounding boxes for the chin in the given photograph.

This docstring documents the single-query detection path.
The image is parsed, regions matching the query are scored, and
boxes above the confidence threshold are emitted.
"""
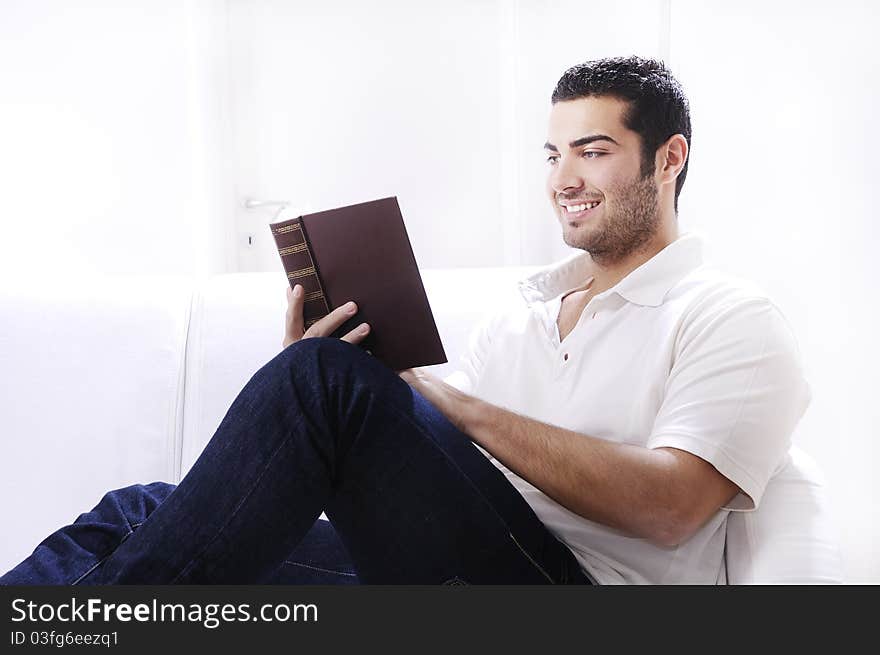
[561,225,596,251]
[562,235,590,252]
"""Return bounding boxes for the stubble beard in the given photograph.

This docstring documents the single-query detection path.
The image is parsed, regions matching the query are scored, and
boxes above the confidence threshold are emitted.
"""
[561,172,661,267]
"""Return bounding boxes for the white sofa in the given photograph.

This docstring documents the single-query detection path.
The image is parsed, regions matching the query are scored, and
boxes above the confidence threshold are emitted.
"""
[0,270,843,583]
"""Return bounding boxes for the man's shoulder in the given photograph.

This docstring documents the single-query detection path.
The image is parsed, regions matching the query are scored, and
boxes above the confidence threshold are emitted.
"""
[668,266,800,351]
[669,265,777,313]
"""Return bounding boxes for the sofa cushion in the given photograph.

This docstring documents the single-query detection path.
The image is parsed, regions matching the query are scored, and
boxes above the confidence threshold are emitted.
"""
[724,446,843,584]
[179,273,287,478]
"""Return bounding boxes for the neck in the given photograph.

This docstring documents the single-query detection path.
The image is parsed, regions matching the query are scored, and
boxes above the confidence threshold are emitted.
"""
[588,219,679,293]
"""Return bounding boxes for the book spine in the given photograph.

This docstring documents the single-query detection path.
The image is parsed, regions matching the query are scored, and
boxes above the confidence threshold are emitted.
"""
[270,217,330,330]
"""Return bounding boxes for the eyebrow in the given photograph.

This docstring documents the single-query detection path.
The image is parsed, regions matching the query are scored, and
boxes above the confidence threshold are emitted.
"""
[543,134,620,151]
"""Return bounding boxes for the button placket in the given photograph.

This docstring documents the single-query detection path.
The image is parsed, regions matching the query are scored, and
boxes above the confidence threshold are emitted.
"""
[559,300,606,370]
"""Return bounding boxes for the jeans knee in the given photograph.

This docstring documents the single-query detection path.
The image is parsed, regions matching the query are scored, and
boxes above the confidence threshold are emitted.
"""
[273,337,404,439]
[281,336,357,363]
[279,337,381,384]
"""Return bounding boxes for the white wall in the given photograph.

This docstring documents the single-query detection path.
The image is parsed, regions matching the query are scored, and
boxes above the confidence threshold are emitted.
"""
[670,0,880,583]
[0,0,235,277]
[228,0,513,270]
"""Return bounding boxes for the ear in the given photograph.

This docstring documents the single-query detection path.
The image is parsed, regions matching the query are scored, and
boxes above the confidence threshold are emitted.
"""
[655,134,688,186]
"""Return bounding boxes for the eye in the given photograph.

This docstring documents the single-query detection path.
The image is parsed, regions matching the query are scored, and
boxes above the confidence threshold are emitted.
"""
[545,154,560,165]
[583,151,605,159]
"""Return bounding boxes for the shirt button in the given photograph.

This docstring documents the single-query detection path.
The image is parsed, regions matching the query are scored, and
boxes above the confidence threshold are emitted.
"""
[563,353,569,361]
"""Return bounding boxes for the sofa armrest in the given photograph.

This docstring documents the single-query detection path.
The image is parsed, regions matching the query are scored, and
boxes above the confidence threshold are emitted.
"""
[0,275,192,573]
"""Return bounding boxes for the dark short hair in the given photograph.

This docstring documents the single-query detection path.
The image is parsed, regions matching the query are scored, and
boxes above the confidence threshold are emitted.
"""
[552,56,691,211]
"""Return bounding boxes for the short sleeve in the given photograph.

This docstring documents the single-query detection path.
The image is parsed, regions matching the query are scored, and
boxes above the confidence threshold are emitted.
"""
[647,297,811,512]
[441,311,498,395]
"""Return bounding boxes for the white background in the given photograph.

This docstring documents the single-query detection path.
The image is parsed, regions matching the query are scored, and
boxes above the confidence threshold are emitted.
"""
[1,0,877,582]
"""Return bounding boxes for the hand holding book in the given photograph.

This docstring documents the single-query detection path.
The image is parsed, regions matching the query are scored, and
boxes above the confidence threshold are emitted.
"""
[282,284,370,349]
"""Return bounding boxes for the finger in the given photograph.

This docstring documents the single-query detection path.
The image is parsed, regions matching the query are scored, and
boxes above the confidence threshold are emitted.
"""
[286,284,303,322]
[286,283,299,308]
[284,284,305,344]
[339,322,370,345]
[304,300,358,338]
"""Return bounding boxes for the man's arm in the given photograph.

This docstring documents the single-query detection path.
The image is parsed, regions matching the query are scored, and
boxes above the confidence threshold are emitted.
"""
[399,369,740,548]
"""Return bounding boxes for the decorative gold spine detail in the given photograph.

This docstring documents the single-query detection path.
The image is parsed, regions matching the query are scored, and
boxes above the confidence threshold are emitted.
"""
[287,266,316,279]
[274,217,330,319]
[278,243,309,256]
[273,223,303,235]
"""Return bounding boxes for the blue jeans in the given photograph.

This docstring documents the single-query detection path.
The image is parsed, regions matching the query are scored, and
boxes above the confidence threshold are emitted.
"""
[1,338,592,585]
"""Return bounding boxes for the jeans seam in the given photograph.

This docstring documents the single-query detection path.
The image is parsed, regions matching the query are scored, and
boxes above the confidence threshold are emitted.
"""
[71,559,106,586]
[168,416,307,584]
[71,522,139,585]
[282,560,357,577]
[384,401,559,584]
[507,531,556,584]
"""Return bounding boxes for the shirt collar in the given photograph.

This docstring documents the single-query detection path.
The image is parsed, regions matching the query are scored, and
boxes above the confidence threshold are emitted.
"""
[517,233,704,308]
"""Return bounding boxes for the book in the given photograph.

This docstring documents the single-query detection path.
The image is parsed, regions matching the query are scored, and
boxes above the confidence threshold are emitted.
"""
[269,196,447,371]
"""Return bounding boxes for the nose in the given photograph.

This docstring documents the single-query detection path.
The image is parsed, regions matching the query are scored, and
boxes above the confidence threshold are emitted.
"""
[549,155,584,195]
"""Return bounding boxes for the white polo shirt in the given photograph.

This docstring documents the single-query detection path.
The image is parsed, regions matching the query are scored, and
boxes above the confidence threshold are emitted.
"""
[446,234,811,584]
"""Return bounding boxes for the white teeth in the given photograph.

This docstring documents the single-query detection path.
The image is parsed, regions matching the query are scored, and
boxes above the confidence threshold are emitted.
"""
[564,202,599,213]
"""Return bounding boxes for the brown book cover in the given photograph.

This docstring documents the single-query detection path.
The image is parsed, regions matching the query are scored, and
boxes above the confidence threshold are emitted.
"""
[269,196,447,371]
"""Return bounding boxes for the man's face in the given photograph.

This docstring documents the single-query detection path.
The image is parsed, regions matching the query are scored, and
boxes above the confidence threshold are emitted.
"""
[545,95,660,263]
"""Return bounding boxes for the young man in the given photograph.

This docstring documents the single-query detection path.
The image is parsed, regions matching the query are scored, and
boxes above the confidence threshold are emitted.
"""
[1,57,809,585]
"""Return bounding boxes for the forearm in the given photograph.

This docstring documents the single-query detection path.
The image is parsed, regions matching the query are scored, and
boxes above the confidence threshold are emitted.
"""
[462,398,687,546]
[403,369,690,546]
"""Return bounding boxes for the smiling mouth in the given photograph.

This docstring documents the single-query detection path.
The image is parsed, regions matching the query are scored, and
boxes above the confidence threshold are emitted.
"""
[560,200,602,220]
[563,201,600,213]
